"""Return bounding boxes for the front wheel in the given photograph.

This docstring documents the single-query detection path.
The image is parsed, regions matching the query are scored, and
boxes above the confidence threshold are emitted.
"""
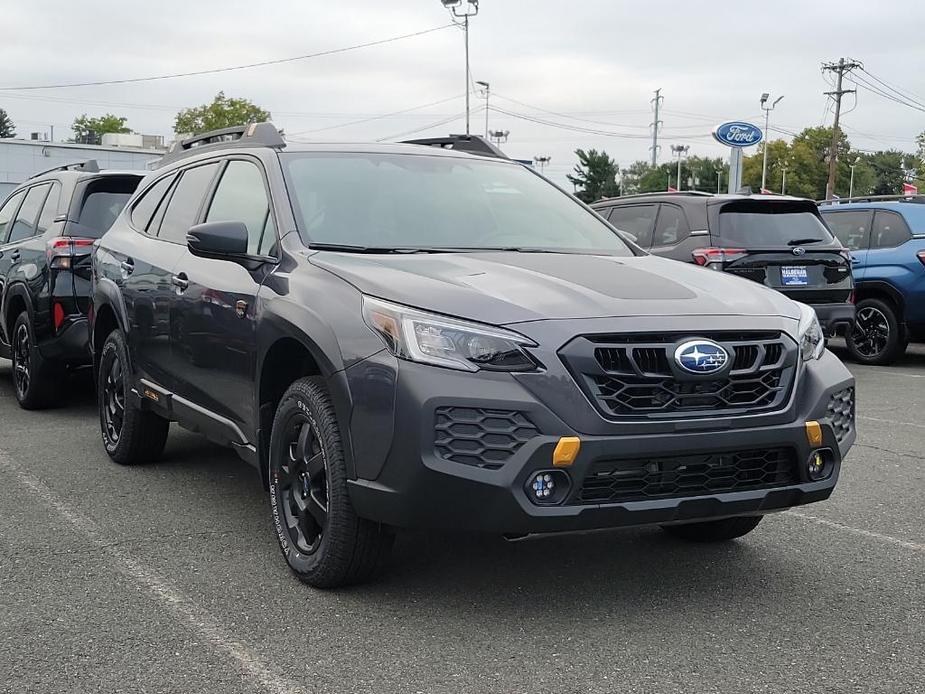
[661,515,763,542]
[846,298,906,365]
[268,377,393,588]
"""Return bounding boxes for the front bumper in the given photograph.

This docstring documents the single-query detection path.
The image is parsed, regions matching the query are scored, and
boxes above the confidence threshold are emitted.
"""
[344,347,856,535]
[811,302,856,336]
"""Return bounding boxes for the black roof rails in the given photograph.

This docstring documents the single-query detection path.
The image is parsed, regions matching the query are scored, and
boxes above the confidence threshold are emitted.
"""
[28,159,100,180]
[157,122,285,168]
[402,134,509,160]
[594,190,715,203]
[818,193,925,205]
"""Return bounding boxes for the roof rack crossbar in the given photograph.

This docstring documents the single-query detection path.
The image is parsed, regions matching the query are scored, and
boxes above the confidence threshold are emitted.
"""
[817,193,925,205]
[156,122,285,168]
[401,134,509,160]
[28,159,100,179]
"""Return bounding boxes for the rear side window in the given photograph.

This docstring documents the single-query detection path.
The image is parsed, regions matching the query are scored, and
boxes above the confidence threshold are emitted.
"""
[73,176,143,238]
[131,174,177,232]
[36,182,62,236]
[8,184,50,243]
[205,160,277,256]
[605,205,656,247]
[871,210,912,249]
[823,210,872,251]
[156,163,220,244]
[653,204,690,247]
[715,202,834,247]
[0,190,26,243]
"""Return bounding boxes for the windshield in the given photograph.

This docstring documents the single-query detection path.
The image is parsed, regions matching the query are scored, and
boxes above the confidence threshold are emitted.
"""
[281,152,634,254]
[715,201,834,247]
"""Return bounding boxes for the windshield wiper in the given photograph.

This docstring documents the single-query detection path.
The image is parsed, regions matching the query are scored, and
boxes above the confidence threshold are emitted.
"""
[308,243,454,254]
[787,238,825,246]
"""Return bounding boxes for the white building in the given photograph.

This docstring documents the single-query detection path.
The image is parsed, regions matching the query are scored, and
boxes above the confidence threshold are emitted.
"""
[0,139,164,198]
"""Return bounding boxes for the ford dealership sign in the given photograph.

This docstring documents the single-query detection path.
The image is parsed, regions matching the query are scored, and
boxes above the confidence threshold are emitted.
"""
[712,121,763,148]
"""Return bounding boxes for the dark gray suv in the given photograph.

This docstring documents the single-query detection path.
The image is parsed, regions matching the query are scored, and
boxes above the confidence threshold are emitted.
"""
[90,126,856,588]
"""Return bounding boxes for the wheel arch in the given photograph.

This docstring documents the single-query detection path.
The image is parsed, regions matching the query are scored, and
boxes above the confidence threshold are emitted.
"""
[3,283,33,343]
[854,281,906,319]
[90,277,131,370]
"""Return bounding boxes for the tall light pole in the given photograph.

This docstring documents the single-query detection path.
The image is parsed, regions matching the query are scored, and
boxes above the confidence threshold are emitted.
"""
[760,92,784,192]
[475,80,489,138]
[488,129,509,146]
[534,155,551,173]
[848,156,860,198]
[441,0,479,135]
[715,168,723,193]
[671,144,689,190]
[780,160,789,195]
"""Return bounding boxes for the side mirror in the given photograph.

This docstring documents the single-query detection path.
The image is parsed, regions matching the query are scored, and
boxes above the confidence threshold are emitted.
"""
[187,221,248,259]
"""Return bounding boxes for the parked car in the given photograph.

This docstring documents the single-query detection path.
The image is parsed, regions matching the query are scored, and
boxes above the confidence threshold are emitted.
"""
[819,195,925,365]
[0,161,143,408]
[90,126,856,588]
[591,192,856,337]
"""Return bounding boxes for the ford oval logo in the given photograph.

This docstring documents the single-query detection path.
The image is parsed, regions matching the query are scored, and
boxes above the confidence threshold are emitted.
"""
[674,340,729,374]
[712,121,763,148]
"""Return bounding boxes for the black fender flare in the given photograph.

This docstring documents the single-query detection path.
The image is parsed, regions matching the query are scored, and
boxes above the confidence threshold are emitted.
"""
[90,276,132,366]
[854,280,906,316]
[2,282,35,343]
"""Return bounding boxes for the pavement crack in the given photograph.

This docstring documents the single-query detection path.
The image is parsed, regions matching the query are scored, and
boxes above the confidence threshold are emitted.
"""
[853,442,924,462]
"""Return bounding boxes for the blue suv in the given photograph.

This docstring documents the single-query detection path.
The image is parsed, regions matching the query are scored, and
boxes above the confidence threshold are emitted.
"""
[820,196,925,364]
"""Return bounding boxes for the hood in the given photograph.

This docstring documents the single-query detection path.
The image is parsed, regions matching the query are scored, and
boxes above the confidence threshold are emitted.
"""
[310,251,801,326]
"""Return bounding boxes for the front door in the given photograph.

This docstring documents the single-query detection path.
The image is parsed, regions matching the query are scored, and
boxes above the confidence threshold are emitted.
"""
[169,158,278,436]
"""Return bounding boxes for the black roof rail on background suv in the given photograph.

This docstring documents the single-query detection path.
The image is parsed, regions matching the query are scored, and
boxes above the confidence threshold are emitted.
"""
[157,122,286,168]
[596,190,715,202]
[29,160,100,179]
[402,134,509,160]
[818,194,925,206]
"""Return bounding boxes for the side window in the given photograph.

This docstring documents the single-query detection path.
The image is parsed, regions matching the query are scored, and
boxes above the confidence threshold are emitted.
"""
[606,205,656,248]
[8,184,50,243]
[206,160,277,256]
[35,182,62,236]
[652,204,690,247]
[131,174,177,232]
[872,210,912,249]
[0,190,26,243]
[155,163,220,244]
[823,210,871,251]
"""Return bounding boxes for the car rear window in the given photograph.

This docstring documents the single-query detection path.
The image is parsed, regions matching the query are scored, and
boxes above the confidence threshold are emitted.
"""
[71,175,143,238]
[713,201,834,247]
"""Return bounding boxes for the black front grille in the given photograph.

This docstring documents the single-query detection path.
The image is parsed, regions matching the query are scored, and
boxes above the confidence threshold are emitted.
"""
[826,387,855,443]
[579,448,798,504]
[434,407,539,470]
[562,332,796,420]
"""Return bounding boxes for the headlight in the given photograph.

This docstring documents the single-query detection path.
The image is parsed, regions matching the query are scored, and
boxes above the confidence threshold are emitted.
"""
[362,296,538,372]
[796,302,825,361]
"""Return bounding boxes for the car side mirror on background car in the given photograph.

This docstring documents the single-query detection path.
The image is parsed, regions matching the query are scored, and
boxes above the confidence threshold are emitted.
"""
[187,221,249,259]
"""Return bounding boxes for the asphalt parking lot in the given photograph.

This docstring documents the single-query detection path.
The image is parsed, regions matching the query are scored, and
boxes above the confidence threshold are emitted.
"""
[1,345,923,694]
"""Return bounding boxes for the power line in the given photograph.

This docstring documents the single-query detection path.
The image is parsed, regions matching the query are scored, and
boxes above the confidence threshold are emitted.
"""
[849,72,925,113]
[287,94,465,136]
[0,24,455,90]
[373,109,475,142]
[489,105,656,139]
[858,68,925,110]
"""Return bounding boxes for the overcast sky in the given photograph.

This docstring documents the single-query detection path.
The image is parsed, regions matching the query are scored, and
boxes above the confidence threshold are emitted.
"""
[2,0,923,186]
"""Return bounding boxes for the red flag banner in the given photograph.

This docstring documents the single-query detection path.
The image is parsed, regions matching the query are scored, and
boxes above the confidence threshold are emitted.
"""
[903,182,918,194]
[667,186,678,192]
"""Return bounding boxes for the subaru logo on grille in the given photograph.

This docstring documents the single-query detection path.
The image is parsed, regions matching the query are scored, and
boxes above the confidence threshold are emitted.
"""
[674,340,729,374]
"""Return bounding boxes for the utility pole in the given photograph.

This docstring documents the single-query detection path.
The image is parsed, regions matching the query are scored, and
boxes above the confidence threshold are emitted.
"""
[822,57,862,200]
[759,92,784,192]
[671,144,689,190]
[441,0,479,135]
[650,88,663,167]
[534,155,551,173]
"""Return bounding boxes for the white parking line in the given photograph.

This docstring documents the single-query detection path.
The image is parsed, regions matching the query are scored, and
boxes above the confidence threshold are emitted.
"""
[0,449,306,694]
[784,510,925,553]
[858,415,925,430]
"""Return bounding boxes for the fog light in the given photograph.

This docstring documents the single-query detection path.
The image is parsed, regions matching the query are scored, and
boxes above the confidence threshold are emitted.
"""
[807,451,827,480]
[526,469,570,505]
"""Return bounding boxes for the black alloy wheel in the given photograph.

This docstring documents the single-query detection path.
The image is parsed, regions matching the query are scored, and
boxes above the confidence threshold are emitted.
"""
[102,354,126,446]
[276,417,330,555]
[11,321,31,400]
[852,305,890,359]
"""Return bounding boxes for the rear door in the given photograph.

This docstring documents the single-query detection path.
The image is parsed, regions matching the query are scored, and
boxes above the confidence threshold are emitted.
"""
[865,209,917,291]
[709,199,852,303]
[604,204,656,248]
[821,208,873,280]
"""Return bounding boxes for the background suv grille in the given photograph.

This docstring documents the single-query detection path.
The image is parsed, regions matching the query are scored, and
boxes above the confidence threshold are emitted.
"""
[579,448,798,504]
[561,332,796,420]
[434,407,539,470]
[826,387,855,443]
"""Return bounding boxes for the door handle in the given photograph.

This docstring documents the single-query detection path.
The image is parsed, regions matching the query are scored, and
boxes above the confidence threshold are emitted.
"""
[171,273,189,291]
[10,249,20,263]
[120,259,135,275]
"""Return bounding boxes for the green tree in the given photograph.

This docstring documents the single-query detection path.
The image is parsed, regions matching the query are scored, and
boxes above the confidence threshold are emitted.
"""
[0,108,15,138]
[72,113,131,143]
[621,156,724,194]
[568,149,620,202]
[174,91,271,135]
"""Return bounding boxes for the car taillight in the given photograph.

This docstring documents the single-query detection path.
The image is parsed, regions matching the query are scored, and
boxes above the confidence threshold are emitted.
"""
[691,247,748,267]
[848,290,855,305]
[917,250,925,267]
[47,237,94,269]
